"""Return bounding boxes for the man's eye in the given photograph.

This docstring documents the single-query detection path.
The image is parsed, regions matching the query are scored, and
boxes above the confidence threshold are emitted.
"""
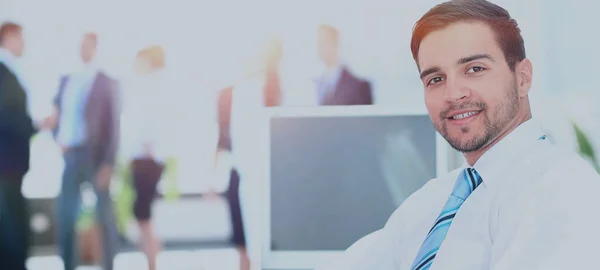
[466,66,485,73]
[427,77,444,86]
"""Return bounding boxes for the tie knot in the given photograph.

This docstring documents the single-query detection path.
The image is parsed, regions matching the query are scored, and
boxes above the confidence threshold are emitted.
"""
[452,168,483,200]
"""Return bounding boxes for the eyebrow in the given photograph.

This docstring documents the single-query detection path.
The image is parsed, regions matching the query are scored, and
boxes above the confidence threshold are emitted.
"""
[457,53,494,65]
[419,67,440,80]
[419,53,495,80]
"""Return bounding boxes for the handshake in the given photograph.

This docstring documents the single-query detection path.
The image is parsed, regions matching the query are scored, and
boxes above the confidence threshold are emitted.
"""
[34,113,57,131]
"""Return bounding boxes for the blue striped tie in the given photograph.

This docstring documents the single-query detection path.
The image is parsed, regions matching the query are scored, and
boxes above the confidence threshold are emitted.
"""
[410,168,483,270]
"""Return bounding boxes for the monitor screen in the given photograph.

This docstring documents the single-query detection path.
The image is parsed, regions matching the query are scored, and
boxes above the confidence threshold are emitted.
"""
[269,113,437,252]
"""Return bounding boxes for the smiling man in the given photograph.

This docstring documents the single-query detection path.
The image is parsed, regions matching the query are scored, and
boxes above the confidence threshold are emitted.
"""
[319,1,600,270]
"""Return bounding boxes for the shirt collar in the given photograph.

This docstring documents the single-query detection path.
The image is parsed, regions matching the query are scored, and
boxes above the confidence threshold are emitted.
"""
[0,48,29,92]
[325,64,343,77]
[84,61,99,75]
[316,63,344,82]
[0,48,17,71]
[469,118,546,187]
[72,59,99,76]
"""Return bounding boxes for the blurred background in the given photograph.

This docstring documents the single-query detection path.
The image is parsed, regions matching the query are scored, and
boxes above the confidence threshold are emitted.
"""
[1,0,599,269]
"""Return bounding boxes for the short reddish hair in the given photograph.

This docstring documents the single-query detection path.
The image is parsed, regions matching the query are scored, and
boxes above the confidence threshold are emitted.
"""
[0,22,22,45]
[410,0,526,71]
[136,45,165,70]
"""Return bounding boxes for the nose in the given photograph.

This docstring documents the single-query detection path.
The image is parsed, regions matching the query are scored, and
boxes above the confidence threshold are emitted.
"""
[443,77,470,102]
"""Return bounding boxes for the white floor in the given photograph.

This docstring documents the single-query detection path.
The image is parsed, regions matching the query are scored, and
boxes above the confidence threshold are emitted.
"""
[124,197,232,243]
[28,197,244,269]
[28,248,241,270]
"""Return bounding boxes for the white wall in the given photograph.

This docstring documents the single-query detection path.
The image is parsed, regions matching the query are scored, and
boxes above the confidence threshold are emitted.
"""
[4,0,600,192]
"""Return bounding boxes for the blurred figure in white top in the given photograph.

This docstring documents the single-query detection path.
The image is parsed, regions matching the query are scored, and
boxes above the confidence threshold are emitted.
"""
[229,35,283,269]
[122,45,169,270]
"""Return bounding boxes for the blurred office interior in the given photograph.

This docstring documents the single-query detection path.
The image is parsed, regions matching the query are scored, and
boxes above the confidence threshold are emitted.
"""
[1,0,600,269]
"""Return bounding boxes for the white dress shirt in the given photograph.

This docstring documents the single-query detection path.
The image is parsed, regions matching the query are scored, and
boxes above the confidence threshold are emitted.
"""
[320,119,600,270]
[316,64,343,104]
[230,77,271,265]
[56,64,97,147]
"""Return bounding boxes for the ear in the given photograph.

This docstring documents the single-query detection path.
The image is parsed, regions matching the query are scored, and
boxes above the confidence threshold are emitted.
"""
[515,58,533,97]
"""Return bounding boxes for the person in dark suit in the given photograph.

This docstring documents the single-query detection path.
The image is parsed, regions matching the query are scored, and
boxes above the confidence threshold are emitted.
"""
[316,24,373,106]
[0,21,51,270]
[49,32,121,270]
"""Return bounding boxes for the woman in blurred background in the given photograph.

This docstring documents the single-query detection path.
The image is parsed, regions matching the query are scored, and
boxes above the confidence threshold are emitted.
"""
[211,36,284,270]
[123,45,169,270]
[227,35,284,269]
[213,85,251,270]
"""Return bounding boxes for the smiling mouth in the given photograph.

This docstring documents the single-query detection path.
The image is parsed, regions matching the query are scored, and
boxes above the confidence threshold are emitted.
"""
[449,111,481,120]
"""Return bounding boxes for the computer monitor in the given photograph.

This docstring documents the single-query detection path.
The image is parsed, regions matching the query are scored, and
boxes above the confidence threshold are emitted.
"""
[261,106,449,269]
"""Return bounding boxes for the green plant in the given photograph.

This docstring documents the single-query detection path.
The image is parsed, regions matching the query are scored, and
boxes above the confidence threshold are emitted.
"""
[114,159,134,234]
[573,121,600,172]
[78,158,134,234]
[77,155,180,234]
[162,157,180,201]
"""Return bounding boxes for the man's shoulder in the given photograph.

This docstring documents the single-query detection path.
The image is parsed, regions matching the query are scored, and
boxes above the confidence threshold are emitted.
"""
[525,142,600,200]
[0,62,12,77]
[533,142,598,178]
[95,71,121,97]
[97,71,118,84]
[547,144,599,181]
[0,62,20,87]
[341,67,369,84]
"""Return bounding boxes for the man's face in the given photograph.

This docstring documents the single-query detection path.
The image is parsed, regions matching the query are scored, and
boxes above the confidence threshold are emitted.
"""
[14,31,25,57]
[6,31,25,57]
[80,35,96,63]
[317,30,338,67]
[417,22,522,153]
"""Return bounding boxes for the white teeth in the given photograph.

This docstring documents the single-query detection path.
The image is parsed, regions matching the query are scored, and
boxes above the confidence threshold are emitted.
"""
[452,111,478,120]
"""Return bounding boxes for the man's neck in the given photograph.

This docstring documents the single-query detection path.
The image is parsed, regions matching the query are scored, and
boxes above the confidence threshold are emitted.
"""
[80,59,98,73]
[463,111,533,166]
[0,47,16,59]
[323,60,343,78]
[325,58,340,70]
[0,47,20,74]
[83,59,93,67]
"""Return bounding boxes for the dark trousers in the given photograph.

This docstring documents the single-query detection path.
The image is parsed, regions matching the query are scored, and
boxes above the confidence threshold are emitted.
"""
[226,168,246,247]
[56,147,118,270]
[0,175,29,270]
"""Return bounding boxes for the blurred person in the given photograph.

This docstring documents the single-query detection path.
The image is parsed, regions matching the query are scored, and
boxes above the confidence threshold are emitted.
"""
[0,21,51,270]
[319,0,600,269]
[50,32,121,270]
[228,35,284,269]
[213,85,250,270]
[315,24,372,106]
[122,45,169,270]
